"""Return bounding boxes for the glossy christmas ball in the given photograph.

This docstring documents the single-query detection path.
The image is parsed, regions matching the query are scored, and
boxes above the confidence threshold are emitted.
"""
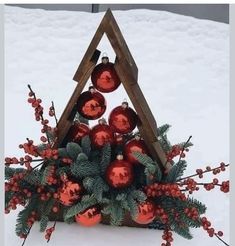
[106,155,134,188]
[109,102,138,134]
[67,122,90,143]
[133,200,155,224]
[58,181,82,206]
[90,119,115,148]
[124,137,148,165]
[91,57,121,93]
[77,87,106,120]
[75,206,102,227]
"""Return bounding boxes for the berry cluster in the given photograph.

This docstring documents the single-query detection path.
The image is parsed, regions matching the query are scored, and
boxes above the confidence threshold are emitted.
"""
[19,139,39,157]
[26,211,37,227]
[161,229,173,246]
[178,178,199,194]
[144,183,186,201]
[166,145,184,162]
[184,207,199,220]
[155,205,168,224]
[45,226,55,241]
[40,148,59,159]
[201,217,224,238]
[46,165,58,185]
[62,157,73,165]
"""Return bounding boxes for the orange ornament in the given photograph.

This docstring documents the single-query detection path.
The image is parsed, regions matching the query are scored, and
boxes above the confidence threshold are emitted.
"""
[91,56,121,93]
[106,155,133,188]
[67,122,90,143]
[77,87,106,120]
[75,206,101,227]
[58,181,82,206]
[109,102,138,134]
[133,200,156,224]
[124,136,148,165]
[90,119,115,148]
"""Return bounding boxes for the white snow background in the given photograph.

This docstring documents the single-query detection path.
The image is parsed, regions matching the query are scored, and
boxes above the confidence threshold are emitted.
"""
[4,6,229,246]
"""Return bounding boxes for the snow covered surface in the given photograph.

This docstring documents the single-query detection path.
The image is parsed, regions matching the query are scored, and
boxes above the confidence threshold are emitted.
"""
[4,6,229,246]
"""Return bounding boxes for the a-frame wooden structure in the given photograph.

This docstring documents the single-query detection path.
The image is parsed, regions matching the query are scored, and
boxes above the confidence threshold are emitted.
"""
[55,9,167,170]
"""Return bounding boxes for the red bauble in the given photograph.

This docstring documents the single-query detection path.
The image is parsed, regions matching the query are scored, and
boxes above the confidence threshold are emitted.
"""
[109,102,138,134]
[90,119,115,148]
[133,200,155,224]
[106,155,134,188]
[58,181,82,206]
[67,122,90,143]
[124,137,148,165]
[91,57,121,93]
[77,87,106,120]
[75,206,101,227]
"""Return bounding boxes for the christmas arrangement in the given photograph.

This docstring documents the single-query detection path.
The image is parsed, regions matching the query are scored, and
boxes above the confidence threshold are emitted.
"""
[5,9,229,246]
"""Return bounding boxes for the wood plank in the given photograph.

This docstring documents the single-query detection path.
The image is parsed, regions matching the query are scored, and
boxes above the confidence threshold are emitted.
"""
[55,53,100,147]
[104,10,138,81]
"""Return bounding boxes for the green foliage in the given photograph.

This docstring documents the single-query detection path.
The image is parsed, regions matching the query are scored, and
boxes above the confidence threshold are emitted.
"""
[5,191,14,208]
[158,134,172,153]
[165,160,187,182]
[58,148,68,158]
[66,143,82,160]
[81,135,91,157]
[157,124,171,136]
[100,144,111,174]
[39,216,49,232]
[92,176,109,202]
[187,197,207,215]
[23,169,42,186]
[133,152,162,182]
[38,198,55,232]
[41,166,53,185]
[15,197,39,236]
[64,195,97,220]
[102,200,124,226]
[5,167,25,180]
[71,154,100,178]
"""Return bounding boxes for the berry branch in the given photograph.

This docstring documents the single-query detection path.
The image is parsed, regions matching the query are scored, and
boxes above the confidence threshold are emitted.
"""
[215,233,229,246]
[177,163,229,182]
[27,84,52,147]
[177,135,192,163]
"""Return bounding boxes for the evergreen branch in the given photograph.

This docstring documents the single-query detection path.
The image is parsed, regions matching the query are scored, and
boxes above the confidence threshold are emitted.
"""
[64,195,97,220]
[100,144,111,174]
[157,124,171,136]
[81,136,91,157]
[165,160,187,182]
[66,142,82,160]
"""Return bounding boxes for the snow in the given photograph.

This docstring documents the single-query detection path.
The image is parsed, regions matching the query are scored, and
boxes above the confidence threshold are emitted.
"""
[4,6,229,246]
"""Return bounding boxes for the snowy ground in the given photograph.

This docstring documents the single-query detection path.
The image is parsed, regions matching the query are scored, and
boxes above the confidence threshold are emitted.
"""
[4,6,229,246]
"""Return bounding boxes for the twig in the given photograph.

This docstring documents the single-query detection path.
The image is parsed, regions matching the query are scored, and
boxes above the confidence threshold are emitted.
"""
[177,135,192,163]
[215,233,229,246]
[51,101,58,126]
[5,158,44,166]
[47,221,57,243]
[21,225,33,246]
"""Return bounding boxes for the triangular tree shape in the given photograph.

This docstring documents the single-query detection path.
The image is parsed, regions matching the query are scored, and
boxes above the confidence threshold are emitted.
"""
[55,9,167,169]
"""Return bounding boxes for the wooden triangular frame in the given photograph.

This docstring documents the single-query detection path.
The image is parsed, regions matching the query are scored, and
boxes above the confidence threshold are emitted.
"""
[56,9,167,169]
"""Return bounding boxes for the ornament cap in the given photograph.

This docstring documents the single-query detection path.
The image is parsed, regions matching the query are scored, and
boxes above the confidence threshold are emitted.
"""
[122,101,129,109]
[134,133,141,141]
[98,118,107,125]
[102,56,109,64]
[117,154,124,160]
[88,86,96,93]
